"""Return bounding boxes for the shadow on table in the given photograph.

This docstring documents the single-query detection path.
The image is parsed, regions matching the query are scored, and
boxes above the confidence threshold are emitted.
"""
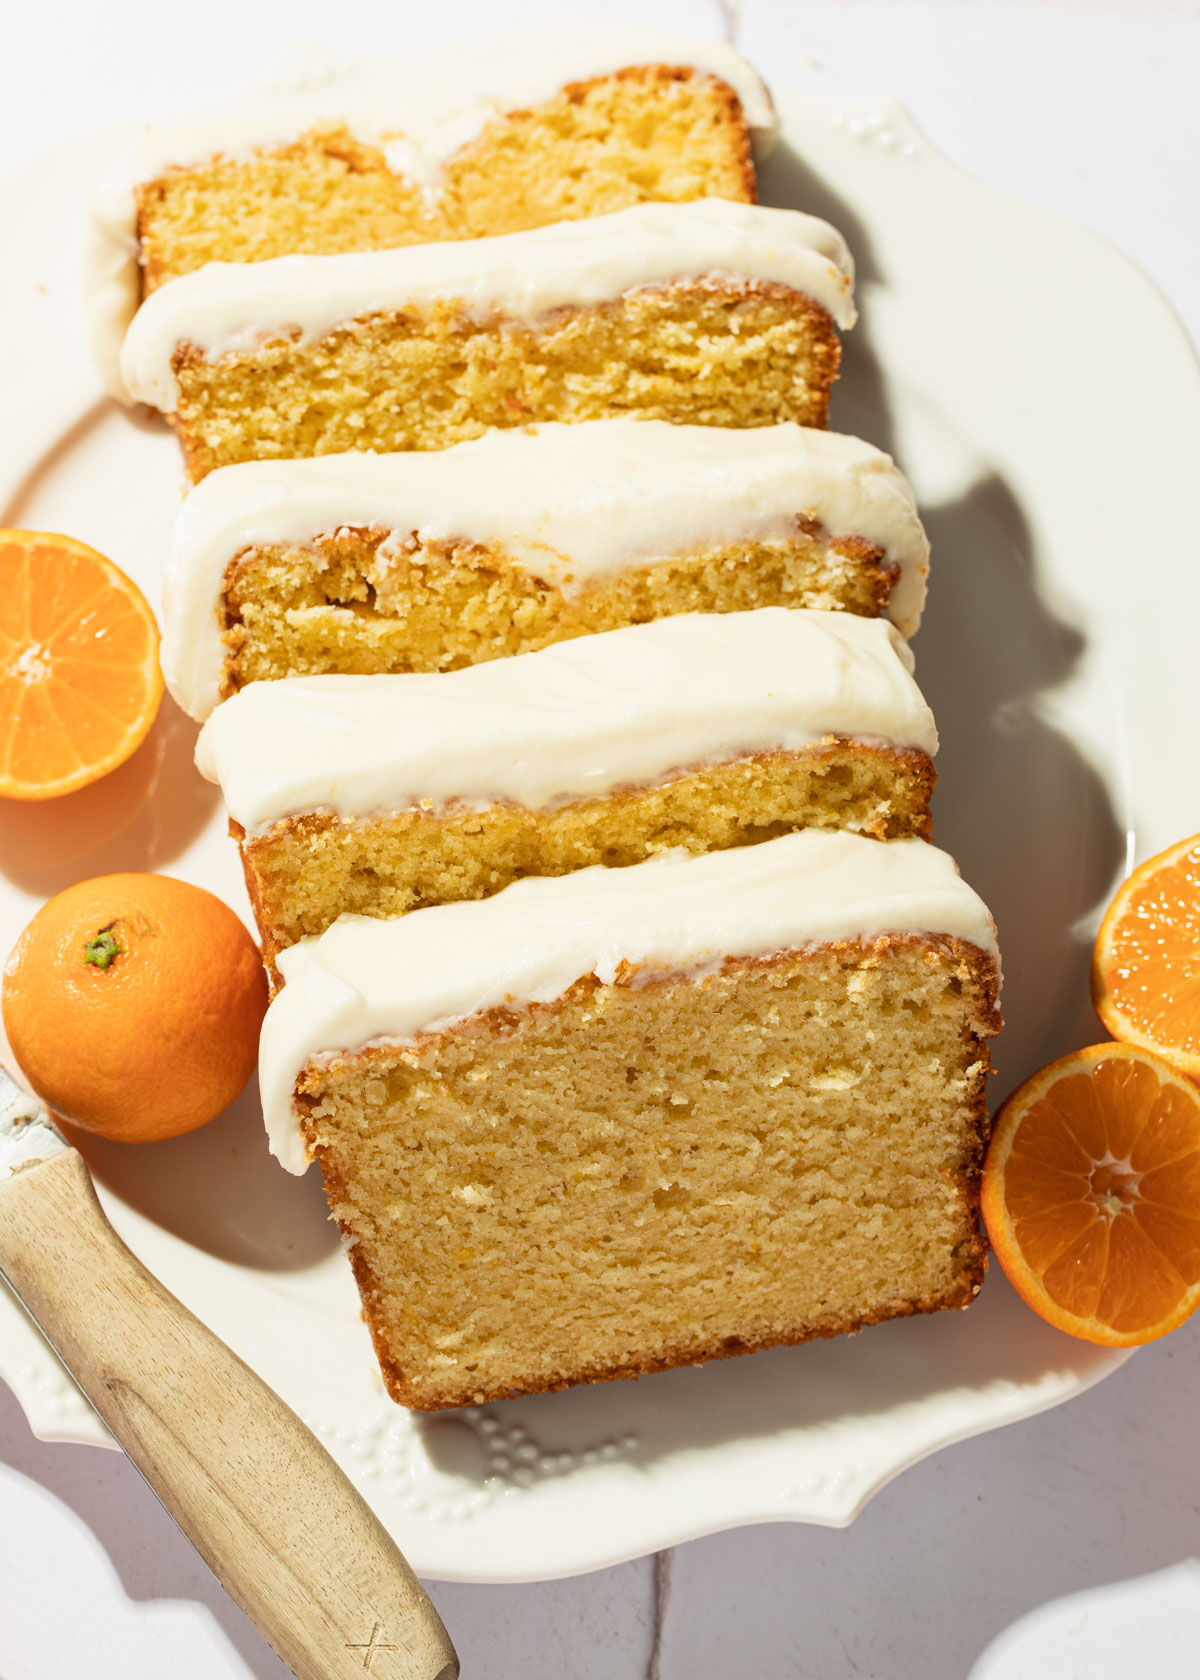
[0,1378,292,1680]
[659,1316,1200,1680]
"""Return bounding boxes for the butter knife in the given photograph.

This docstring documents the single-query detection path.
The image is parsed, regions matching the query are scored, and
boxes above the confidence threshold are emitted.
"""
[0,1066,458,1680]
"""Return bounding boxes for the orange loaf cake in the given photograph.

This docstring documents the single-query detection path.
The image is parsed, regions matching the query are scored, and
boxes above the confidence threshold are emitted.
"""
[258,830,1002,1409]
[162,420,927,718]
[117,199,856,481]
[195,608,939,976]
[86,23,777,397]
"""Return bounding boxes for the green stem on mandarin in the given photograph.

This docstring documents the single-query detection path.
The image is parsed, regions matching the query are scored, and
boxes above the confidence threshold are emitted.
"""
[83,923,123,971]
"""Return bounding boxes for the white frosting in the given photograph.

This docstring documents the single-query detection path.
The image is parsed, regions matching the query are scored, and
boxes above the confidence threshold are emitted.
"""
[119,198,855,415]
[164,420,923,720]
[259,830,999,1172]
[195,608,937,832]
[87,24,778,401]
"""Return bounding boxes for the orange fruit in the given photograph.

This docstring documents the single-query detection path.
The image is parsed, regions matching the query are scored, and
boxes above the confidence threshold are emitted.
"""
[2,873,268,1143]
[982,1042,1200,1346]
[1092,832,1200,1076]
[0,530,164,801]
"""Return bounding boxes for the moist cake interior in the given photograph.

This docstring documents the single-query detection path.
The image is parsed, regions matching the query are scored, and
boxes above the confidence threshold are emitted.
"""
[137,66,757,289]
[238,744,935,970]
[219,527,894,694]
[297,937,998,1409]
[172,285,841,479]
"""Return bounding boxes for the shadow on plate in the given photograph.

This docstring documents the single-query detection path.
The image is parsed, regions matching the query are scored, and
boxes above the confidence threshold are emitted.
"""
[0,696,219,891]
[67,1076,338,1273]
[916,473,1125,1087]
[759,136,898,460]
[764,135,1124,1087]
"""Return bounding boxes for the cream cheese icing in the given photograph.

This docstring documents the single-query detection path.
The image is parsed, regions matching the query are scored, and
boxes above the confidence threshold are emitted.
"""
[164,420,923,720]
[195,608,938,832]
[259,830,999,1172]
[118,198,856,416]
[87,23,778,401]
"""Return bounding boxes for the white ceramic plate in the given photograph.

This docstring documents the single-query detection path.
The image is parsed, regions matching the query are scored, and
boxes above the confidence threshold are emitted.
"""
[2,94,1198,1584]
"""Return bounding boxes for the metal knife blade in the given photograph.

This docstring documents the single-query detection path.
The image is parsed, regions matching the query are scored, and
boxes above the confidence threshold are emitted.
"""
[0,1065,66,1179]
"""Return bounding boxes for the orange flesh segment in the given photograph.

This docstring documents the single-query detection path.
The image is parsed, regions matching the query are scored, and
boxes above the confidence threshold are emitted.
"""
[1095,838,1200,1067]
[986,1046,1200,1346]
[0,533,163,799]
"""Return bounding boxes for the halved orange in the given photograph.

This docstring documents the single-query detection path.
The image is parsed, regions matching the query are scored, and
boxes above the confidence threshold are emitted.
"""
[0,530,163,800]
[982,1042,1200,1346]
[1092,832,1200,1076]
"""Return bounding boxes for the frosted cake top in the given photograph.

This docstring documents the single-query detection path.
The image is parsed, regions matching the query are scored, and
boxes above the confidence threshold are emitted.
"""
[260,830,998,1172]
[87,23,778,398]
[196,607,938,829]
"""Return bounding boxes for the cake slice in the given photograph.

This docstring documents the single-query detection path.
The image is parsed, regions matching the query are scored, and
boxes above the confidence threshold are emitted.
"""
[196,608,938,976]
[258,830,1001,1409]
[118,199,856,481]
[87,23,777,398]
[163,420,928,719]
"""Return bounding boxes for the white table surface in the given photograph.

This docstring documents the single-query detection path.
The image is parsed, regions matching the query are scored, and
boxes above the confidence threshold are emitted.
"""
[3,1,1200,1675]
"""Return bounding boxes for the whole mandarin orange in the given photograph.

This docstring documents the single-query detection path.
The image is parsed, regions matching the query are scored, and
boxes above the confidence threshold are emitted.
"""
[2,873,268,1142]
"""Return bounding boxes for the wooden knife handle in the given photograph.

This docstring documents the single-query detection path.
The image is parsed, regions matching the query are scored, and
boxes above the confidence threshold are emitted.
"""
[0,1148,458,1680]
